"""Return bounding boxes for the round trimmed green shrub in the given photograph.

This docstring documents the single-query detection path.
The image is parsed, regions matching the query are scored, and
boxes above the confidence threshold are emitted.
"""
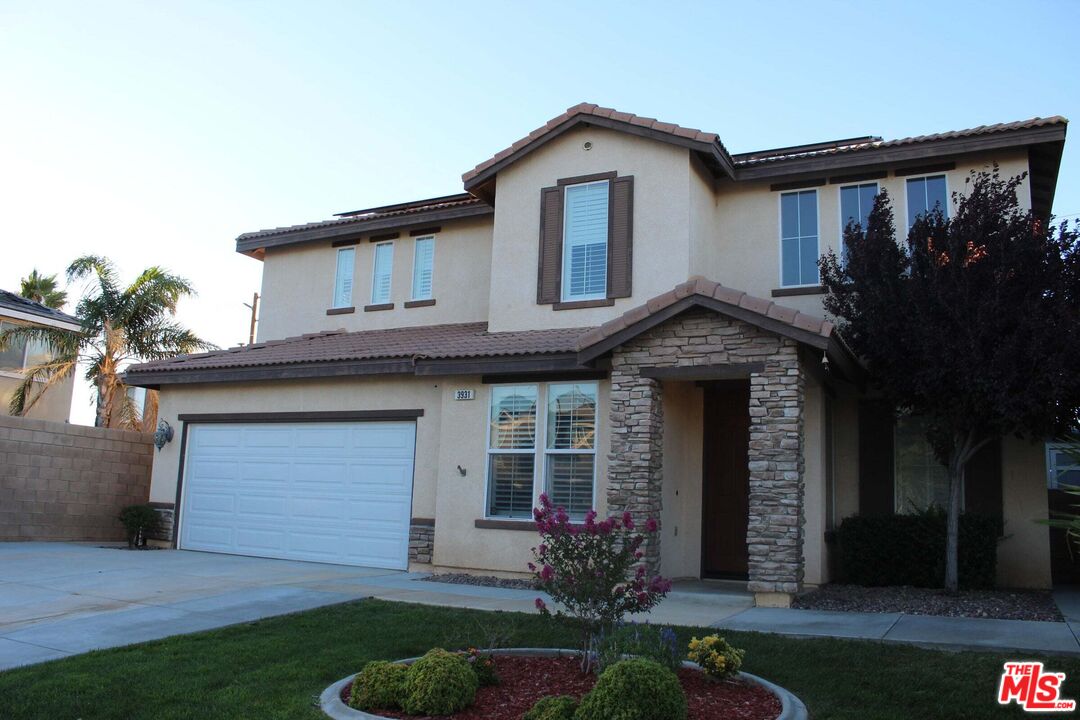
[575,658,686,720]
[401,648,479,715]
[524,695,578,720]
[349,660,408,711]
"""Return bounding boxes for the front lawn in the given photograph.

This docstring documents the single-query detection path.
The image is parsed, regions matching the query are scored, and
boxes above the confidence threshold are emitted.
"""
[0,599,1075,719]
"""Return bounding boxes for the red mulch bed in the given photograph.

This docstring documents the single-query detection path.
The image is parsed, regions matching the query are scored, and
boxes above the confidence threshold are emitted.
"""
[340,654,781,720]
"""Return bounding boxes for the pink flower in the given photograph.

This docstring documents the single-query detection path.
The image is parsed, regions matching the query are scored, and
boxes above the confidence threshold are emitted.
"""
[535,597,547,612]
[622,511,635,530]
[540,564,554,582]
[634,550,643,560]
[527,562,536,572]
[538,543,547,555]
[645,518,659,533]
[539,493,551,508]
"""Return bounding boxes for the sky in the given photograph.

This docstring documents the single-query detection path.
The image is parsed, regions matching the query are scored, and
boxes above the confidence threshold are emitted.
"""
[1,0,1078,425]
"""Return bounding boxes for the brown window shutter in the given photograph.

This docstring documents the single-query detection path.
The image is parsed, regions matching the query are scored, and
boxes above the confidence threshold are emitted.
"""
[858,400,895,516]
[607,175,634,298]
[537,185,563,304]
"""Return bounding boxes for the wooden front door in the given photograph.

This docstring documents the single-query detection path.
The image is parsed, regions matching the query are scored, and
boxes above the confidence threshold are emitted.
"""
[701,381,751,579]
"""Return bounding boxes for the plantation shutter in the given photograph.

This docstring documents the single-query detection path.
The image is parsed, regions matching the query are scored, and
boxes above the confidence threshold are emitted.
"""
[607,175,634,298]
[858,401,895,516]
[537,185,563,304]
[964,438,1003,519]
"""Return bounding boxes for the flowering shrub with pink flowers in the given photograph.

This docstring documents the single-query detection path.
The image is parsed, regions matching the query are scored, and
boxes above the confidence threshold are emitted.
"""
[529,493,672,673]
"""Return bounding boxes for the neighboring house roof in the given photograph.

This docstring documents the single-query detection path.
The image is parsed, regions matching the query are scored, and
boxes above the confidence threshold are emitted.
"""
[235,104,1066,255]
[125,278,861,388]
[0,289,81,331]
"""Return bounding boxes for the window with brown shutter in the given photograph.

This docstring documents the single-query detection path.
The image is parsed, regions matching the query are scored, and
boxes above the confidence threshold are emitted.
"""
[536,172,633,306]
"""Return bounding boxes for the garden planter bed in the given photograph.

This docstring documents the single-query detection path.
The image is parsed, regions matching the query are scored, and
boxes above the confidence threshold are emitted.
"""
[793,584,1063,621]
[320,649,807,720]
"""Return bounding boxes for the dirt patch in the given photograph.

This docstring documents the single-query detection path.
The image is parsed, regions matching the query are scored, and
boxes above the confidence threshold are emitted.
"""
[793,584,1063,621]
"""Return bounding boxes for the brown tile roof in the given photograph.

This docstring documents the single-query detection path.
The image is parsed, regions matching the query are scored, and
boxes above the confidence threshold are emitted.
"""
[126,322,590,375]
[461,102,733,185]
[236,194,487,242]
[732,116,1068,166]
[576,277,834,353]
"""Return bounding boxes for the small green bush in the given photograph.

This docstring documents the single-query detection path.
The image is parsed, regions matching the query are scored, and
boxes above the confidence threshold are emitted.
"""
[461,647,499,686]
[836,509,1002,589]
[687,634,744,679]
[348,660,408,712]
[524,695,578,720]
[401,648,478,716]
[575,658,686,720]
[118,504,159,547]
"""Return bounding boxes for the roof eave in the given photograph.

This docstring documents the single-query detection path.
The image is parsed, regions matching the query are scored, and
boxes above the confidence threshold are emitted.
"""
[234,202,494,257]
[732,123,1067,181]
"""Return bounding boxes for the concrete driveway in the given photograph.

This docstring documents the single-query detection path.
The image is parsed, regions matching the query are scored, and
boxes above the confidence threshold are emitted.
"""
[0,542,402,671]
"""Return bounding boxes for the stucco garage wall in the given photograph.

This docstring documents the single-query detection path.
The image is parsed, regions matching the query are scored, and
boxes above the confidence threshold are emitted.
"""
[150,377,444,523]
[999,437,1052,588]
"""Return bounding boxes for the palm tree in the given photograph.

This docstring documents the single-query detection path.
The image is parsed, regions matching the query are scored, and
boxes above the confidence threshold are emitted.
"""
[0,255,215,427]
[19,269,67,309]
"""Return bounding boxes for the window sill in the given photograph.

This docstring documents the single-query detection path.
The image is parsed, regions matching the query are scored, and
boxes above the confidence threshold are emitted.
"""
[474,518,537,531]
[364,303,395,312]
[552,298,615,311]
[326,306,355,315]
[404,299,436,309]
[771,285,825,297]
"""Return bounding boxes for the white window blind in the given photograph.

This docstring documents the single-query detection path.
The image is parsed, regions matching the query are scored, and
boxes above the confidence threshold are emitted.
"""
[411,236,434,301]
[562,180,609,301]
[332,247,355,308]
[894,415,953,513]
[544,382,597,519]
[371,242,393,304]
[487,386,537,518]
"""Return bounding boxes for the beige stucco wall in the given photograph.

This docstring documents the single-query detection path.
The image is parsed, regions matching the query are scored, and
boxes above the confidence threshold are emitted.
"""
[0,373,74,423]
[701,150,1033,318]
[256,216,493,342]
[660,381,704,579]
[802,377,828,586]
[149,377,444,521]
[487,126,696,332]
[431,378,612,575]
[999,436,1052,588]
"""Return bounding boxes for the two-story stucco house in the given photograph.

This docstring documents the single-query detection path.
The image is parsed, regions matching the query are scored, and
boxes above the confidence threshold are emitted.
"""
[126,104,1069,607]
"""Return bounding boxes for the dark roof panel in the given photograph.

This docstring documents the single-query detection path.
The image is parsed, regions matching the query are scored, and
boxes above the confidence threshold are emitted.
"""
[0,289,79,326]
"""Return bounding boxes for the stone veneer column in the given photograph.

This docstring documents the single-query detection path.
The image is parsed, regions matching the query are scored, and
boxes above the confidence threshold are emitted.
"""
[746,354,805,605]
[606,363,664,573]
[602,310,806,603]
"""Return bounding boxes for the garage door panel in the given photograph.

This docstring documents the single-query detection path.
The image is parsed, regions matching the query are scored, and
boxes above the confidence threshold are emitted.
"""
[181,421,415,570]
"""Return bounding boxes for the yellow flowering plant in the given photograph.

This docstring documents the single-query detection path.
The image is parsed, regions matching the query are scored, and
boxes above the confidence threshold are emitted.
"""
[687,635,745,679]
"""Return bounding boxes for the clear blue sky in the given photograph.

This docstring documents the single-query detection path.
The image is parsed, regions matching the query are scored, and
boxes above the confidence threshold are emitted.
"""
[2,0,1077,423]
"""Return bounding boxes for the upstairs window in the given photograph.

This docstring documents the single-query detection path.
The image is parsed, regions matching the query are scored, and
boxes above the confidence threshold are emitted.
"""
[839,182,879,255]
[0,321,51,373]
[487,385,538,519]
[780,189,819,287]
[332,247,355,308]
[906,175,948,228]
[562,180,609,301]
[411,236,435,301]
[371,242,394,305]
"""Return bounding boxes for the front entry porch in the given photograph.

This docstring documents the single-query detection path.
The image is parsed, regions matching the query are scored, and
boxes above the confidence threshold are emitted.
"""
[575,279,855,606]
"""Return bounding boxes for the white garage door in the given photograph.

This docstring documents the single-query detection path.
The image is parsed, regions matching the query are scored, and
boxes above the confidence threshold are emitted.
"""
[179,421,415,570]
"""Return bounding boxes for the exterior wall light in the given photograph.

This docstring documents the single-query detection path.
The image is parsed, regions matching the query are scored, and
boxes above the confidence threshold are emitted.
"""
[154,419,174,450]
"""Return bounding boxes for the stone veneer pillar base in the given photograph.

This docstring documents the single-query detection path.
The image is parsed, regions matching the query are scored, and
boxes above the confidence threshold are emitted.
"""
[408,521,435,565]
[754,591,793,608]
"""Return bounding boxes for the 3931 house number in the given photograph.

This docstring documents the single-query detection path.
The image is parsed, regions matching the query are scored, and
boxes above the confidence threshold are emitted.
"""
[454,389,475,401]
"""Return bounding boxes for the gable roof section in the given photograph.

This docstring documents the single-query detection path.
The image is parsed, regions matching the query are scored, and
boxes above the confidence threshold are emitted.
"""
[123,322,593,387]
[0,289,80,331]
[462,103,738,195]
[576,277,835,364]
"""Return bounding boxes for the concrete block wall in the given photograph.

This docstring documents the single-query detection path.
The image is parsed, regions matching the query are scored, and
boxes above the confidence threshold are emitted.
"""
[0,415,154,542]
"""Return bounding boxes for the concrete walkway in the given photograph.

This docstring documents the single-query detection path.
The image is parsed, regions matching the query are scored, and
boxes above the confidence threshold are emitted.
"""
[2,543,1078,672]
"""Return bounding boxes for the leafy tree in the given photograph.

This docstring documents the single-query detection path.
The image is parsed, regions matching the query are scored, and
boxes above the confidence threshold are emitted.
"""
[0,255,215,427]
[820,168,1080,592]
[19,269,67,309]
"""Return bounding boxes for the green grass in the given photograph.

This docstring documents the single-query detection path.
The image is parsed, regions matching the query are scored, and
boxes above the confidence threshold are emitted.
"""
[0,599,1077,719]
